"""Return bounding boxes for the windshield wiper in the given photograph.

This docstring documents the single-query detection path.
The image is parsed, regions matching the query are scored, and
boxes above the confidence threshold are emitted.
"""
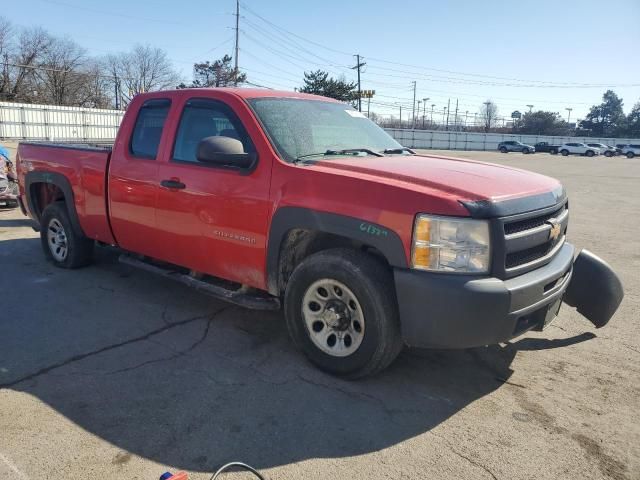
[325,148,384,157]
[382,147,416,155]
[294,148,383,163]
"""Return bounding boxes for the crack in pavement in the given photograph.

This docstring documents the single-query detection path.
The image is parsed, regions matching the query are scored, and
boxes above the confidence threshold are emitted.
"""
[0,307,229,389]
[429,430,499,480]
[104,314,217,375]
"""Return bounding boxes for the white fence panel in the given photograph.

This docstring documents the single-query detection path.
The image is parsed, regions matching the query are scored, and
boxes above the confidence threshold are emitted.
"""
[0,101,124,141]
[385,128,640,151]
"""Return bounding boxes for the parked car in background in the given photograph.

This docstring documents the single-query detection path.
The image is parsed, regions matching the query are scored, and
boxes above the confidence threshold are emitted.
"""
[587,143,616,157]
[498,141,535,154]
[558,143,600,157]
[615,144,627,155]
[622,144,640,158]
[0,144,19,208]
[534,142,561,154]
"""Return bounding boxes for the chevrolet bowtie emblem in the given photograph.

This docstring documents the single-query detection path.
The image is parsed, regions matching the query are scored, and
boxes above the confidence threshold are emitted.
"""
[548,220,562,241]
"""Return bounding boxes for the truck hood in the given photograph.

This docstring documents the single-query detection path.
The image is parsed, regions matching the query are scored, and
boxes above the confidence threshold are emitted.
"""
[310,153,562,204]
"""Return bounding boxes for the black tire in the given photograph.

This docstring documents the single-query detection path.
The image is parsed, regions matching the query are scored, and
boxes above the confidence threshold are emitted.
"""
[284,248,403,378]
[550,148,558,155]
[522,148,530,154]
[627,152,635,158]
[499,146,508,153]
[561,149,569,156]
[604,151,613,157]
[40,201,94,268]
[585,150,595,157]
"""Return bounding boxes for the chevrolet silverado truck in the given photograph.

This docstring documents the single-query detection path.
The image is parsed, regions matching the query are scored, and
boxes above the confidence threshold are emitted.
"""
[16,88,624,378]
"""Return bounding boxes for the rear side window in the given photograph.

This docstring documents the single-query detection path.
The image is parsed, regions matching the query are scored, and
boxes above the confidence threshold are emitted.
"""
[172,99,254,164]
[130,99,171,159]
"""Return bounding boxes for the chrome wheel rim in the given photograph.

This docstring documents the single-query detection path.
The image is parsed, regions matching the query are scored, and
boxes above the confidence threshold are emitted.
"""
[47,218,68,261]
[302,279,365,357]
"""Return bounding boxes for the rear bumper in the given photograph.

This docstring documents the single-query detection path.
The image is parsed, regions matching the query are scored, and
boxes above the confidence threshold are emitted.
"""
[394,243,623,349]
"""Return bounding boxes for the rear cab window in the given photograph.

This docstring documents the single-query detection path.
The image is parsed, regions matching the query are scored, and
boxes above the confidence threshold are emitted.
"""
[130,99,171,159]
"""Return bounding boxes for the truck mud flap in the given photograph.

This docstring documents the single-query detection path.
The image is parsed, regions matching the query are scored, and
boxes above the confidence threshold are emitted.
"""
[563,249,624,328]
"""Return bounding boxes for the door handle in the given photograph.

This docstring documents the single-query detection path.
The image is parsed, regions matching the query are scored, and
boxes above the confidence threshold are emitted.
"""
[160,179,186,189]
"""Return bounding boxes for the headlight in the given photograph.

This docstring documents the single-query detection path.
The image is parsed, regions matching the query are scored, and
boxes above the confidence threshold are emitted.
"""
[411,215,491,273]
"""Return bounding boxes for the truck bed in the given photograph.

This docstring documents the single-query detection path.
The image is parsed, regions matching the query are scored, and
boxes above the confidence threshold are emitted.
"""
[17,141,116,244]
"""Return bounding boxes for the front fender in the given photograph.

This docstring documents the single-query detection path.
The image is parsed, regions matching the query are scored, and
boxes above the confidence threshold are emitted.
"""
[266,207,408,295]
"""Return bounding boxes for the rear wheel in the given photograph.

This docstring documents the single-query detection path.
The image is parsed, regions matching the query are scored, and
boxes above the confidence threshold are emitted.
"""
[627,151,635,158]
[585,150,595,157]
[561,149,569,156]
[499,146,508,153]
[40,202,94,268]
[604,151,613,157]
[284,248,403,378]
[550,148,558,155]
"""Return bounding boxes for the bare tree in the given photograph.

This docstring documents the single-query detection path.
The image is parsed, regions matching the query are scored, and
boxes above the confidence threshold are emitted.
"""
[0,16,14,99]
[107,45,180,106]
[479,100,499,132]
[37,37,86,105]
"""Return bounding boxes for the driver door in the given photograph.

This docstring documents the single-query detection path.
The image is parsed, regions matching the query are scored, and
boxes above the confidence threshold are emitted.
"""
[154,97,271,289]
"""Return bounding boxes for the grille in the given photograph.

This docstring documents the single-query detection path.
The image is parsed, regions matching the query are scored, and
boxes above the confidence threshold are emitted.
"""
[499,201,569,276]
[504,204,566,235]
[506,240,557,269]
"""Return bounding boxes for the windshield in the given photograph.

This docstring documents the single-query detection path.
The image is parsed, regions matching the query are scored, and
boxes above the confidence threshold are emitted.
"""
[248,98,402,162]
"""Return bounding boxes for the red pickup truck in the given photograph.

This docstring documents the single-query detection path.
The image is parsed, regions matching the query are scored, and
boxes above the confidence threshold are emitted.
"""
[16,88,623,377]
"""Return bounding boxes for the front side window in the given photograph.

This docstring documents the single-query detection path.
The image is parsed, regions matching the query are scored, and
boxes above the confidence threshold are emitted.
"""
[130,99,171,159]
[249,98,401,162]
[173,99,254,163]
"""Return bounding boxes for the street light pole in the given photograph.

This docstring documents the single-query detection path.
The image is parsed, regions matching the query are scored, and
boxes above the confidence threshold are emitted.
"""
[430,104,435,126]
[566,107,573,124]
[526,104,534,113]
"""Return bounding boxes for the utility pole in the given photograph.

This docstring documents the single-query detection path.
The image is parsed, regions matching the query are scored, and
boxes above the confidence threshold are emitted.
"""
[445,98,451,130]
[566,107,573,124]
[114,74,119,110]
[430,103,435,125]
[443,106,447,128]
[411,81,417,128]
[352,55,365,112]
[417,100,422,128]
[233,0,240,86]
[398,104,402,128]
[453,98,459,130]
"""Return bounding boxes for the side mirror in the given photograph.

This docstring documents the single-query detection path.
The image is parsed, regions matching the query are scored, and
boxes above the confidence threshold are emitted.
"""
[196,136,255,169]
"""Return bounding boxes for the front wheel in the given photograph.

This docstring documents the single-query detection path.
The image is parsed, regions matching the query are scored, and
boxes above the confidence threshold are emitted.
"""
[522,148,530,154]
[284,248,403,378]
[40,202,94,268]
[586,150,595,157]
[627,152,636,158]
[561,149,569,156]
[604,151,613,157]
[499,147,508,153]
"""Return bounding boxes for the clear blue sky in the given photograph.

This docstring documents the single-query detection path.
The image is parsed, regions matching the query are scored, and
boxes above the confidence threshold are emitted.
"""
[3,0,640,123]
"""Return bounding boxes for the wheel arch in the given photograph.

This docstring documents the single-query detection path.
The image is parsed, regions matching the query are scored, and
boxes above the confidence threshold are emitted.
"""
[266,207,408,296]
[25,171,85,236]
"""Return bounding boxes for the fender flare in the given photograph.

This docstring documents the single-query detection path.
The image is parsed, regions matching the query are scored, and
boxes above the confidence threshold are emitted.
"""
[24,171,85,236]
[266,206,408,295]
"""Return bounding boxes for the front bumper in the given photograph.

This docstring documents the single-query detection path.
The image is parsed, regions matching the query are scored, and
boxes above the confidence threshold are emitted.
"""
[394,243,623,349]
